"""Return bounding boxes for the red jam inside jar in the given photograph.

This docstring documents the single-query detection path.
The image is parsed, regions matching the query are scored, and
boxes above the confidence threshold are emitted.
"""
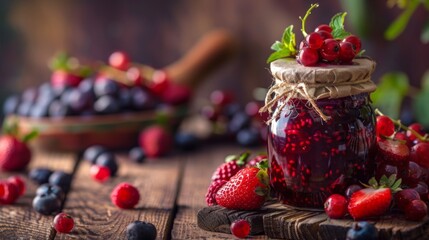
[268,93,376,209]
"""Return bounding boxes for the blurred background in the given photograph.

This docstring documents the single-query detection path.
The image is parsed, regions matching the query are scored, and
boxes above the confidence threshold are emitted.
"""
[1,0,428,124]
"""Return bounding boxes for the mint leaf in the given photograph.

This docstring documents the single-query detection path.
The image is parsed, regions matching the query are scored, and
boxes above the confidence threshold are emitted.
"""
[266,49,291,64]
[281,25,296,53]
[329,12,351,39]
[271,41,283,51]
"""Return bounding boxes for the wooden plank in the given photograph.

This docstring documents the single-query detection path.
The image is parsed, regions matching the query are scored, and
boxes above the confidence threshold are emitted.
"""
[198,201,429,240]
[172,144,269,239]
[56,154,181,239]
[0,150,76,239]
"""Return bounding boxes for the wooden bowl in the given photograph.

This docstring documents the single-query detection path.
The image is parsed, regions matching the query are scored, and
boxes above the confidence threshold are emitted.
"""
[9,106,187,152]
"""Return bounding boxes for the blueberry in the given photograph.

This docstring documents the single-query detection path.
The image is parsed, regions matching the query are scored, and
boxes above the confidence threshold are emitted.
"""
[129,147,146,164]
[49,171,72,193]
[17,101,33,116]
[346,222,377,240]
[3,95,20,115]
[37,84,56,106]
[126,221,157,240]
[29,103,50,118]
[32,193,62,216]
[29,168,53,185]
[49,100,72,118]
[95,152,118,176]
[228,111,251,134]
[78,78,95,96]
[94,95,120,115]
[236,128,260,147]
[119,88,132,109]
[21,87,38,104]
[94,78,119,97]
[36,183,65,201]
[130,87,156,110]
[175,133,198,151]
[83,145,108,164]
[67,88,93,112]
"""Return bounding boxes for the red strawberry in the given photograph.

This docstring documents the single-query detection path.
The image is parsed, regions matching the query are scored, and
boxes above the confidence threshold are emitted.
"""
[0,136,32,171]
[211,153,249,182]
[215,166,269,210]
[139,125,172,158]
[348,175,401,220]
[377,139,410,164]
[51,70,83,88]
[246,154,267,167]
[205,179,227,206]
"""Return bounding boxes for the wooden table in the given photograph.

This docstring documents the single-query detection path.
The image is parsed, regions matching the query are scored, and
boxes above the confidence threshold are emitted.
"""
[0,143,261,239]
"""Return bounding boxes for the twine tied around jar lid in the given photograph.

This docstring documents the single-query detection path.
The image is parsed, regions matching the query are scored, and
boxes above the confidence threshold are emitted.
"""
[260,57,377,123]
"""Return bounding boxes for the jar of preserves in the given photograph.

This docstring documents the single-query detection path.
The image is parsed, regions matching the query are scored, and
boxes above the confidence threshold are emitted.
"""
[262,58,377,209]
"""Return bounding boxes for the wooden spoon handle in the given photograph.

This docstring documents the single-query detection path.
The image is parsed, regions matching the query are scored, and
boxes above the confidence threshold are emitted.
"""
[164,29,236,87]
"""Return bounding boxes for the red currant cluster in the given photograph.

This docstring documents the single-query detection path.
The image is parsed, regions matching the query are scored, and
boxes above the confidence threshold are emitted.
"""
[297,24,362,66]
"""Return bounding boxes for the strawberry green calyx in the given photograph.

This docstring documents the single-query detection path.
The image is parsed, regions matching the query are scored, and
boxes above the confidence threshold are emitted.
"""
[363,174,402,193]
[2,120,38,143]
[255,160,270,197]
[299,3,319,37]
[22,129,39,143]
[225,152,250,166]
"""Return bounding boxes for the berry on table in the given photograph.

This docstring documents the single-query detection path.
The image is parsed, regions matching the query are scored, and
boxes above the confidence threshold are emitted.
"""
[139,125,173,158]
[32,193,62,215]
[404,199,428,221]
[324,194,348,219]
[298,47,319,66]
[346,221,377,240]
[36,183,65,201]
[205,179,227,206]
[0,181,19,204]
[90,165,111,183]
[110,182,140,209]
[230,219,251,239]
[174,132,199,151]
[29,168,53,185]
[53,212,75,233]
[126,220,157,240]
[95,152,119,177]
[109,51,130,71]
[83,145,107,164]
[49,171,72,193]
[394,189,420,211]
[376,116,395,137]
[0,135,32,171]
[7,176,26,196]
[129,147,146,164]
[211,153,249,182]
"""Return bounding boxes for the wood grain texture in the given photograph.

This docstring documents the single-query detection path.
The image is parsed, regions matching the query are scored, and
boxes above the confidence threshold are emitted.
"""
[172,144,269,239]
[0,151,75,239]
[198,201,429,240]
[56,154,181,239]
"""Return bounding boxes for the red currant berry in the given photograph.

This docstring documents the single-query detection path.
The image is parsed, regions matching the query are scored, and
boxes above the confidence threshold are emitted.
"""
[395,189,420,211]
[345,184,362,199]
[410,142,429,168]
[53,212,74,233]
[126,67,143,86]
[404,199,427,221]
[324,194,348,219]
[210,90,234,107]
[90,165,111,183]
[148,70,170,96]
[317,30,333,40]
[343,35,362,53]
[230,219,251,239]
[319,39,340,62]
[110,182,140,209]
[338,41,356,64]
[315,24,333,33]
[407,123,425,142]
[395,132,407,141]
[305,32,324,50]
[297,47,319,66]
[7,176,26,196]
[299,40,308,50]
[109,51,130,71]
[376,116,395,137]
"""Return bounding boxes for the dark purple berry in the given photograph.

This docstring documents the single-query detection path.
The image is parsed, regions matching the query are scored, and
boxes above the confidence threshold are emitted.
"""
[32,193,62,215]
[29,168,53,185]
[83,145,107,164]
[95,152,118,176]
[126,221,157,240]
[94,95,120,114]
[175,133,199,151]
[49,171,72,193]
[129,147,146,163]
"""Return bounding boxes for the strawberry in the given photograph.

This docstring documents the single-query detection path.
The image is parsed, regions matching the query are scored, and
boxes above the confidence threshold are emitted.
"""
[377,139,410,164]
[0,122,37,171]
[348,174,402,220]
[139,125,172,158]
[246,154,267,167]
[211,153,249,182]
[215,164,269,210]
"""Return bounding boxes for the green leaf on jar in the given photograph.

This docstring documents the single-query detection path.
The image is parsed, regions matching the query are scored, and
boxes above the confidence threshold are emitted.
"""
[329,12,351,39]
[371,72,409,119]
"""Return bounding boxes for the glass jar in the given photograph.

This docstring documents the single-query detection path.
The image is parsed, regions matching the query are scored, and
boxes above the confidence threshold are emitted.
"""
[267,93,376,209]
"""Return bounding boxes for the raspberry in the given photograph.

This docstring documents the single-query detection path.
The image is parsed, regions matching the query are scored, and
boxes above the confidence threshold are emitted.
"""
[7,176,26,196]
[230,219,251,239]
[90,165,111,183]
[205,180,227,206]
[110,182,140,209]
[53,212,75,233]
[0,180,19,204]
